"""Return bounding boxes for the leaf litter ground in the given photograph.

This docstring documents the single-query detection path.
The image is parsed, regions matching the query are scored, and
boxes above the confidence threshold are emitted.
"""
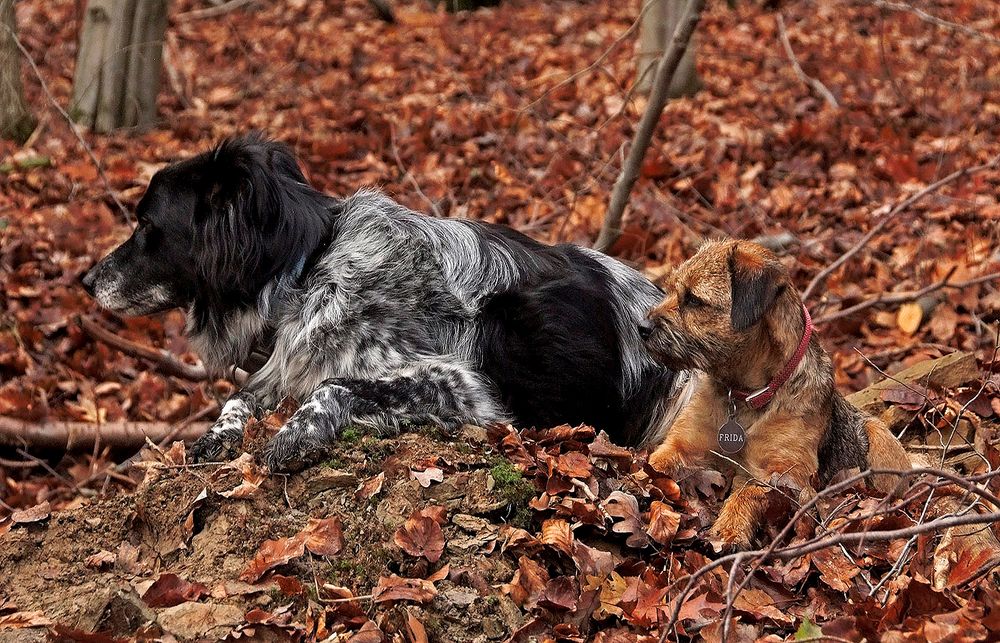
[1,0,1000,640]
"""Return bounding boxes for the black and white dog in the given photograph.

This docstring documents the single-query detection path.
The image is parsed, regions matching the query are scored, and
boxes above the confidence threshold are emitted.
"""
[82,134,686,471]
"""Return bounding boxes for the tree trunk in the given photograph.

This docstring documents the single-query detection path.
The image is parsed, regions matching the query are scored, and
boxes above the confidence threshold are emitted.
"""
[71,0,167,133]
[636,0,701,97]
[0,0,35,143]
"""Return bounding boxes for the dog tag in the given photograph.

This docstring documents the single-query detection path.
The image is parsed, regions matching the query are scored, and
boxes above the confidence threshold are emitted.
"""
[717,418,746,455]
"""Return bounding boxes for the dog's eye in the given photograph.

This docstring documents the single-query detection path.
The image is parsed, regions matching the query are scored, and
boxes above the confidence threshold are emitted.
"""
[683,291,705,308]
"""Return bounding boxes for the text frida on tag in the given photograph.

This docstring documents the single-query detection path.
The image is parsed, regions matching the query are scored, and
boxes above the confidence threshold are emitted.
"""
[717,418,746,455]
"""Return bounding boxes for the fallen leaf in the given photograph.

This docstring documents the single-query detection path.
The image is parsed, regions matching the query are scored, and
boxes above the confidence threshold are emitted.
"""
[240,533,307,582]
[302,516,345,557]
[142,573,209,607]
[410,466,444,487]
[11,501,50,524]
[394,512,445,563]
[539,518,574,557]
[356,472,385,501]
[372,576,437,604]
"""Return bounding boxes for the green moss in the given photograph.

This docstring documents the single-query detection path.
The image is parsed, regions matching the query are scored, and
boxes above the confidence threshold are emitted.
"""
[321,456,346,470]
[340,426,362,443]
[489,460,536,529]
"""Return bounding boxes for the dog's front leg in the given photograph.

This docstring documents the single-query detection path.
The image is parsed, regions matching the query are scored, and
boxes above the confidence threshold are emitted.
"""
[263,362,505,472]
[190,391,260,462]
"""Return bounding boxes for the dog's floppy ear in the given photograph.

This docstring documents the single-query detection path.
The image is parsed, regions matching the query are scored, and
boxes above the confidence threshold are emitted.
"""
[728,243,785,331]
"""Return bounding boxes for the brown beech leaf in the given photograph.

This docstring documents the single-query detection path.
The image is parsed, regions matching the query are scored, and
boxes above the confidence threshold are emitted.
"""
[537,576,579,612]
[539,518,574,557]
[410,466,444,487]
[0,610,52,629]
[553,451,592,479]
[372,576,438,604]
[417,505,448,525]
[605,491,649,548]
[272,574,306,596]
[142,573,209,607]
[502,556,549,609]
[219,453,267,498]
[589,431,632,460]
[405,607,429,643]
[11,501,50,524]
[240,533,306,582]
[84,550,116,569]
[811,546,859,592]
[394,512,445,562]
[646,501,681,546]
[302,516,345,557]
[355,472,385,501]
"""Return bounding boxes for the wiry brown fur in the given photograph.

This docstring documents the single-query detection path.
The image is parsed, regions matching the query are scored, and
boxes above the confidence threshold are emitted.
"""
[644,240,911,548]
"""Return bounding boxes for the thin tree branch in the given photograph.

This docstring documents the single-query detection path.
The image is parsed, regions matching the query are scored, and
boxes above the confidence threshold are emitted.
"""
[802,153,1000,301]
[815,269,1000,324]
[776,14,839,109]
[868,0,1000,46]
[2,24,131,222]
[78,315,208,381]
[175,0,256,21]
[660,466,1000,641]
[594,0,706,253]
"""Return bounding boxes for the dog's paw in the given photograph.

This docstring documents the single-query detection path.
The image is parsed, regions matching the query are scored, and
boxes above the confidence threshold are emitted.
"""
[647,443,682,474]
[262,419,331,473]
[708,516,755,551]
[190,425,244,463]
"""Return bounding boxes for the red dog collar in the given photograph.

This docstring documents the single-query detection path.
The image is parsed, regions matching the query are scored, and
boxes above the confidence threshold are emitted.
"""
[732,304,813,410]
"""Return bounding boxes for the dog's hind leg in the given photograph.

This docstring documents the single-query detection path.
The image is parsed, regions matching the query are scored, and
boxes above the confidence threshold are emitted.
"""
[263,360,507,472]
[190,391,259,462]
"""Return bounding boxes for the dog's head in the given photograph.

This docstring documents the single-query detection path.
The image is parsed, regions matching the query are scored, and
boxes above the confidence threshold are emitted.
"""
[81,133,332,317]
[641,240,790,372]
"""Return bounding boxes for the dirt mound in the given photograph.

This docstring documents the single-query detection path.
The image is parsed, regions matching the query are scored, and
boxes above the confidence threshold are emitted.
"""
[3,406,1000,642]
[1,427,525,642]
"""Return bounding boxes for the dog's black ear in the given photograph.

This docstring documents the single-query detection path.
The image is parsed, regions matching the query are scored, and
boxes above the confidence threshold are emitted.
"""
[191,133,332,297]
[728,243,786,331]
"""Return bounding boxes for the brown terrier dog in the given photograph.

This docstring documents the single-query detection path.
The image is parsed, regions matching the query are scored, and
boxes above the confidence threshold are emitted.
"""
[641,239,910,548]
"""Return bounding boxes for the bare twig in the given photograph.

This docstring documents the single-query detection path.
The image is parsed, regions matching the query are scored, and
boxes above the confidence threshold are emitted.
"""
[175,0,256,21]
[389,124,443,218]
[776,14,839,109]
[660,466,1000,641]
[521,0,657,113]
[2,24,131,222]
[868,0,1000,46]
[595,0,706,252]
[816,269,1000,324]
[78,315,208,381]
[802,153,1000,301]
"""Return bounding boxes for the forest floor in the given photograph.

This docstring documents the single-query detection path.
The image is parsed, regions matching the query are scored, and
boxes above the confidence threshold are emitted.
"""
[1,0,1000,640]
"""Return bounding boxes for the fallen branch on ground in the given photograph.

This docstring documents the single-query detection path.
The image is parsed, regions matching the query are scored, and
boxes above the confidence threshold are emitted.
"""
[0,416,210,449]
[78,315,208,382]
[801,153,1000,301]
[776,14,839,109]
[594,0,706,253]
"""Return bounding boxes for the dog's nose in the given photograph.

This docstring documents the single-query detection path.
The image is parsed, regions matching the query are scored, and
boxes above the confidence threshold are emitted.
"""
[638,319,656,340]
[80,269,96,296]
